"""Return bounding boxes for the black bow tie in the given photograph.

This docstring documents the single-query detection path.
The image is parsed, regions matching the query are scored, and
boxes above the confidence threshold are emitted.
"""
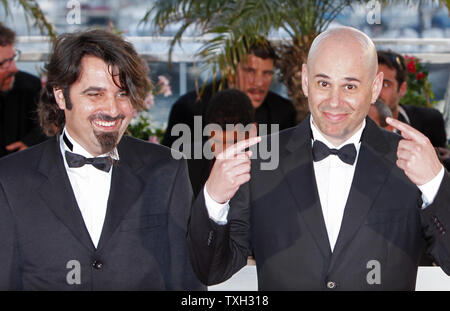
[65,151,114,172]
[312,140,357,165]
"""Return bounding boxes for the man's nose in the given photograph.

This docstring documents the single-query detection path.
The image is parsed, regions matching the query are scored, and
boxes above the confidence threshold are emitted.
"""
[8,60,18,74]
[252,72,264,87]
[103,95,121,116]
[329,87,342,107]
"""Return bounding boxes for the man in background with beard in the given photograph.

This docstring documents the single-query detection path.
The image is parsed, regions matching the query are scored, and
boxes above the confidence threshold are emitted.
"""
[0,29,204,290]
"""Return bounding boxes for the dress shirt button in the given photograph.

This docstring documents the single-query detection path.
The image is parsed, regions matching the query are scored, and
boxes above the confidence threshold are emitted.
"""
[92,260,103,270]
[326,281,337,289]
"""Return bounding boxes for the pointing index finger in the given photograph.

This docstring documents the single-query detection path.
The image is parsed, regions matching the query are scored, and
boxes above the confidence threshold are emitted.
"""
[386,117,426,143]
[220,136,261,159]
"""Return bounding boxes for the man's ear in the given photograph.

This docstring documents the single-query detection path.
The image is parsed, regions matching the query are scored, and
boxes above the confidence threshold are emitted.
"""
[398,81,407,98]
[301,64,309,97]
[371,71,384,103]
[53,88,66,110]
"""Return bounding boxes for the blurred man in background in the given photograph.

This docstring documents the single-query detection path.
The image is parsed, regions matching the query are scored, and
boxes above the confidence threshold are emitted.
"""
[0,22,46,158]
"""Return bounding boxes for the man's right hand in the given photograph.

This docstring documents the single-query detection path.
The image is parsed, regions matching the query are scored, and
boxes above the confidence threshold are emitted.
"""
[206,136,261,204]
[5,141,28,152]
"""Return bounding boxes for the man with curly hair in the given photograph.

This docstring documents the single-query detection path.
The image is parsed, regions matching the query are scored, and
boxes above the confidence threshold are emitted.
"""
[0,29,204,290]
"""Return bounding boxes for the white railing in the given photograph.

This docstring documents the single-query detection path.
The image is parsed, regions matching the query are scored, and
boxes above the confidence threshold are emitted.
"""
[207,265,450,291]
[16,36,450,63]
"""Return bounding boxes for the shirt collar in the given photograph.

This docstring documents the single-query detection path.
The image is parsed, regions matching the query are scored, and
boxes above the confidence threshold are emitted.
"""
[310,116,365,150]
[60,127,120,160]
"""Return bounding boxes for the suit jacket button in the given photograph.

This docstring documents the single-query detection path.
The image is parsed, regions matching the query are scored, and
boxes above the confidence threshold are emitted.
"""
[92,260,103,270]
[327,281,337,289]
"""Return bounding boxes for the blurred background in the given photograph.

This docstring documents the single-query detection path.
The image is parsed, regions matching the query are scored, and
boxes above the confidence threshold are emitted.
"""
[1,0,449,138]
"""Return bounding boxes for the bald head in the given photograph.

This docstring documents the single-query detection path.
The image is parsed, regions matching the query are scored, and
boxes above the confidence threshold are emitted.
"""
[307,27,378,79]
[301,26,384,146]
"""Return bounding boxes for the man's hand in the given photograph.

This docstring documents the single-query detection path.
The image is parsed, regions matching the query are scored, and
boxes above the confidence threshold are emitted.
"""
[5,141,28,152]
[206,136,261,204]
[386,117,443,186]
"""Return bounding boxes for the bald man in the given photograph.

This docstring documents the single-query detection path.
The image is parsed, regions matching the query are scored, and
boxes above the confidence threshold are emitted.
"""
[187,27,450,290]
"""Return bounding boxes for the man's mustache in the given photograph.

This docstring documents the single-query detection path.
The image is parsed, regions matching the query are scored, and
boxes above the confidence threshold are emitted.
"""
[0,72,16,86]
[88,113,126,122]
[5,72,16,80]
[247,88,265,94]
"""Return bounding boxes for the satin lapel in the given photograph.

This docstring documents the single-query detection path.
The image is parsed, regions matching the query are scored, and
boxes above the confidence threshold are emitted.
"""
[281,118,332,259]
[329,119,393,269]
[96,140,144,251]
[38,138,95,251]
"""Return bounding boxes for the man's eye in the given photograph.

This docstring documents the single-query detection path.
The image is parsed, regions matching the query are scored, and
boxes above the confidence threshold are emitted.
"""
[318,81,329,87]
[383,82,389,88]
[346,84,356,90]
[118,92,128,97]
[88,93,99,97]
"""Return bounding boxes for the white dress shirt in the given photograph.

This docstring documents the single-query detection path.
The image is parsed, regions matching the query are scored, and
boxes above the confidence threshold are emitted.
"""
[310,117,364,251]
[60,128,118,248]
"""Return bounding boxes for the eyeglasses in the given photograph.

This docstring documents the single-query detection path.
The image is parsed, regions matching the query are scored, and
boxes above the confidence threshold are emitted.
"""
[0,49,21,70]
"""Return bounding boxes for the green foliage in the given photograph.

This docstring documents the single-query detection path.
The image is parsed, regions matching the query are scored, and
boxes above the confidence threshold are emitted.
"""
[1,0,57,38]
[400,55,434,108]
[125,75,171,143]
[126,114,165,143]
[143,0,360,121]
[144,0,352,75]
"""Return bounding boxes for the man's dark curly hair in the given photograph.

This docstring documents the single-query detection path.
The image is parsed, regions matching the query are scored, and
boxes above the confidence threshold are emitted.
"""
[38,29,152,136]
[377,50,407,90]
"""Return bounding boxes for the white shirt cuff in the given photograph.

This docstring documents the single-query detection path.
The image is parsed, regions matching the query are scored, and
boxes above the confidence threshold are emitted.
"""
[203,185,230,225]
[419,166,445,209]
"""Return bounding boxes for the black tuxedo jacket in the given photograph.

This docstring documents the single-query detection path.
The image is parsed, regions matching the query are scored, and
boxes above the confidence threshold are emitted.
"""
[0,136,204,290]
[187,156,214,198]
[187,116,450,290]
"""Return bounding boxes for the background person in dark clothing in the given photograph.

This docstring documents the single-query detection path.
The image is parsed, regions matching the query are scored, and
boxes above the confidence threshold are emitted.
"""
[0,22,46,158]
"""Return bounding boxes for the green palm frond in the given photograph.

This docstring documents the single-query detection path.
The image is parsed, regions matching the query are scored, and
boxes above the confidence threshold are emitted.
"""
[1,0,57,39]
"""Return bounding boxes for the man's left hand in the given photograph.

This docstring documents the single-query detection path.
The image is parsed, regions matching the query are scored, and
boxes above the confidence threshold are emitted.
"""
[386,117,443,186]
